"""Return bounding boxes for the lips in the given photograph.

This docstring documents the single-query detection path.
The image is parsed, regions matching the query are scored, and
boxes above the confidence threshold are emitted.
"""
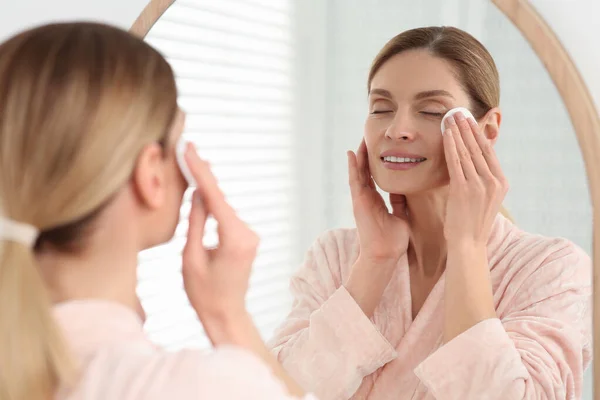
[379,150,427,170]
[380,150,426,159]
[381,155,426,163]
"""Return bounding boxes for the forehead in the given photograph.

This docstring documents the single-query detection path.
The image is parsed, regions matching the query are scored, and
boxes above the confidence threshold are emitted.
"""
[370,50,467,101]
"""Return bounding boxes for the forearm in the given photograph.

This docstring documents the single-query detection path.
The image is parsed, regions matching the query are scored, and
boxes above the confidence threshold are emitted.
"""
[345,256,398,318]
[443,242,496,342]
[270,286,398,399]
[203,311,306,398]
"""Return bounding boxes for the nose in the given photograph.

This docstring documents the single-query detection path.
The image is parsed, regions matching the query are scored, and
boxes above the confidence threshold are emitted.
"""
[385,115,417,142]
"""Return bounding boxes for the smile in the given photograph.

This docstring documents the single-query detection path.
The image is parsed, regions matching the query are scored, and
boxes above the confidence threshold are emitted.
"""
[380,156,426,171]
[381,156,426,163]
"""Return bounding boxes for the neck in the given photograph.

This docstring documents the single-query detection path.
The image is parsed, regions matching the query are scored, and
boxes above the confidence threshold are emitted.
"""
[405,186,448,278]
[36,206,144,319]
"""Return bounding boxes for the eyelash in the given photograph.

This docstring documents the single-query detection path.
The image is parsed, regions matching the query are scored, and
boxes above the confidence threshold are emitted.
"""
[370,111,444,117]
[370,110,392,115]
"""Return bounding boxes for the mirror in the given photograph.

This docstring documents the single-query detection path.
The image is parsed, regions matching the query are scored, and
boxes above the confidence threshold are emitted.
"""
[132,0,597,398]
[134,0,297,351]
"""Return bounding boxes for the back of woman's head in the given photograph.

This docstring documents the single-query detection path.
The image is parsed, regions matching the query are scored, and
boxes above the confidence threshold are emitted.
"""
[0,22,177,399]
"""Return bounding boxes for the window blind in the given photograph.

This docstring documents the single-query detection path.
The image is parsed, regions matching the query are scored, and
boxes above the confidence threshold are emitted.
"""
[137,0,295,351]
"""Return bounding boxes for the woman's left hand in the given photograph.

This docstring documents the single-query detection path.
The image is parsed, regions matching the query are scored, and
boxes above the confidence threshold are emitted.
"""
[442,112,508,246]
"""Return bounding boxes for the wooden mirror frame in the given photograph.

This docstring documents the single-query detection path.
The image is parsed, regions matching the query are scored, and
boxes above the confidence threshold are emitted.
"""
[131,0,600,396]
[130,0,174,37]
[492,1,600,397]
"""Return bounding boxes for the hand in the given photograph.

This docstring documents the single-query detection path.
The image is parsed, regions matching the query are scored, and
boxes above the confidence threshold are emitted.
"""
[345,140,410,317]
[181,145,260,344]
[179,145,306,397]
[442,113,508,246]
[347,139,410,262]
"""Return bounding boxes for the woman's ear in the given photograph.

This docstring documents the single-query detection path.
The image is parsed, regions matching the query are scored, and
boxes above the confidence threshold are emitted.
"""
[131,142,167,210]
[479,107,502,144]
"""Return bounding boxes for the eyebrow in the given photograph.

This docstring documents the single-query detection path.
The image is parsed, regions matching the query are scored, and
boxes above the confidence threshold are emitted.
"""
[369,88,393,98]
[414,90,455,100]
[369,88,455,101]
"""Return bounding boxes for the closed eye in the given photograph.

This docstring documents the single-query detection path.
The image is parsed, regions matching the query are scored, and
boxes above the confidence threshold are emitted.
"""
[420,111,444,117]
[371,110,393,115]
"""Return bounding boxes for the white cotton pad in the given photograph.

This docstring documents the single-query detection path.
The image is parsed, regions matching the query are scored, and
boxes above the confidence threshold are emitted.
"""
[440,107,476,134]
[176,137,197,187]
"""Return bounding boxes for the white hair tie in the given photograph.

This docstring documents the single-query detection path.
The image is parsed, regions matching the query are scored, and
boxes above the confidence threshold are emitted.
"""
[0,218,39,247]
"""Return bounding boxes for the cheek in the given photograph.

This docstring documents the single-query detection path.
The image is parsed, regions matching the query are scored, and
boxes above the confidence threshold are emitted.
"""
[421,125,443,153]
[364,117,388,141]
[433,136,445,157]
[433,138,450,181]
[167,161,187,201]
[423,131,448,173]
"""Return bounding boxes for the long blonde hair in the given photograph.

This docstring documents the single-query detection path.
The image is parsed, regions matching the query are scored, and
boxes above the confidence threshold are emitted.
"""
[369,26,513,222]
[0,22,178,400]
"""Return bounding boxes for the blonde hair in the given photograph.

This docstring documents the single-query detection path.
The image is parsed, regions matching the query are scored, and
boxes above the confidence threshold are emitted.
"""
[0,22,177,400]
[368,26,513,222]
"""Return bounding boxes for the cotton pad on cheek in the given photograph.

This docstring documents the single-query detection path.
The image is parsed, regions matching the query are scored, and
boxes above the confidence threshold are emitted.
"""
[440,107,477,134]
[176,136,197,187]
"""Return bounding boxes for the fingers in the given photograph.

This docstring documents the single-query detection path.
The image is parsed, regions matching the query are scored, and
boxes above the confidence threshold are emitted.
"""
[468,118,504,179]
[445,114,477,180]
[347,150,360,199]
[184,144,238,228]
[349,139,377,197]
[443,125,465,183]
[368,176,377,190]
[356,140,369,185]
[454,115,492,177]
[182,189,209,271]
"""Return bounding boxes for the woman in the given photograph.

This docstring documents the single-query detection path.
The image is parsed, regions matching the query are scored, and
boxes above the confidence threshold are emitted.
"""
[0,23,315,400]
[269,26,592,399]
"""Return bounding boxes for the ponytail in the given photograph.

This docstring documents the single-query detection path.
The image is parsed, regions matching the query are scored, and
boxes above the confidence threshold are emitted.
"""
[0,239,73,400]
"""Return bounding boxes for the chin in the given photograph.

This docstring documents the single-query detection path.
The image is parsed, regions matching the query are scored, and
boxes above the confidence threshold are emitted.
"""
[376,180,428,195]
[373,171,448,196]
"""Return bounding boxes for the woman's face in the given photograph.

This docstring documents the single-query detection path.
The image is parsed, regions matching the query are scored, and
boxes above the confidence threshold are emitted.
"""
[365,49,473,195]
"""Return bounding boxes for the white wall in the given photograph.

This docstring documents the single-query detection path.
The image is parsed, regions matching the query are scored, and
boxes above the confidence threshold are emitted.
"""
[531,0,600,113]
[0,0,148,42]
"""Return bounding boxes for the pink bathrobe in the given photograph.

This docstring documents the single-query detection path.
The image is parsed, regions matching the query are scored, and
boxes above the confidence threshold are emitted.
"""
[269,215,592,399]
[53,301,317,400]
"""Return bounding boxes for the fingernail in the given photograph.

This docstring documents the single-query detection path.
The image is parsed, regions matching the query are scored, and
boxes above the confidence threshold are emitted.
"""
[455,112,465,122]
[446,116,456,125]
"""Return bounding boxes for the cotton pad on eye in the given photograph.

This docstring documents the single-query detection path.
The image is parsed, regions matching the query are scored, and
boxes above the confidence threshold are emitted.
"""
[176,137,197,187]
[440,107,476,134]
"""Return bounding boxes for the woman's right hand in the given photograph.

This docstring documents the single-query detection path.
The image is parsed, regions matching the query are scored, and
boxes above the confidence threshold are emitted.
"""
[180,145,307,398]
[347,140,410,262]
[345,140,410,317]
[181,144,259,345]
